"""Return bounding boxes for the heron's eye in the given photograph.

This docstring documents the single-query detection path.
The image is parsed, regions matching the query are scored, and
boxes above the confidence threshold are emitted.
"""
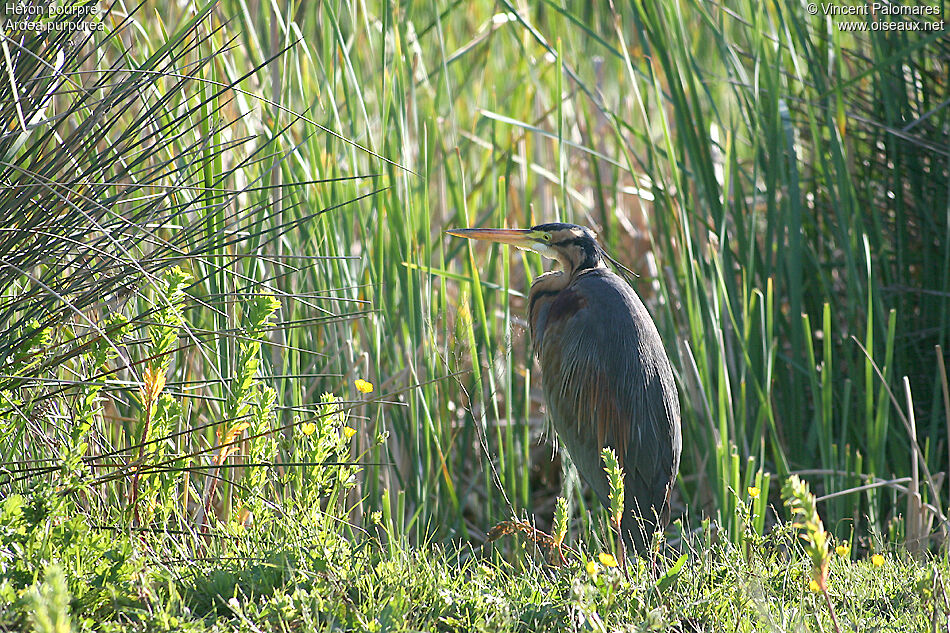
[542,233,552,242]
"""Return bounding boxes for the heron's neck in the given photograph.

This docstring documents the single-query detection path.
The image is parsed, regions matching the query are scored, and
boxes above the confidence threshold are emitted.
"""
[527,271,565,355]
[531,269,569,297]
[528,252,606,352]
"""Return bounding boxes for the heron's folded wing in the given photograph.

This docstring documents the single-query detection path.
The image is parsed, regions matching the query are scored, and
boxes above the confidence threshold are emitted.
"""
[538,270,680,524]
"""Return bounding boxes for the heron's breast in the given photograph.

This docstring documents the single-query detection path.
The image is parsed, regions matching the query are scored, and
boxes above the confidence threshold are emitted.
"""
[529,287,587,354]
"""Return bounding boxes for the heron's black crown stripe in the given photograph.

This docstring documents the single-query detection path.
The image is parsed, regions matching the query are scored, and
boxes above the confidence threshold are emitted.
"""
[550,236,602,272]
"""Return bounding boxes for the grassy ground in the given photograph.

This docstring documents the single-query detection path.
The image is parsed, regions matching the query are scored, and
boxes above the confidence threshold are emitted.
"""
[1,0,948,630]
[9,486,947,632]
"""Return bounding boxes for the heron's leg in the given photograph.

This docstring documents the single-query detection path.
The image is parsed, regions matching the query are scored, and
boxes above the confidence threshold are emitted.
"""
[618,540,630,579]
[648,542,659,579]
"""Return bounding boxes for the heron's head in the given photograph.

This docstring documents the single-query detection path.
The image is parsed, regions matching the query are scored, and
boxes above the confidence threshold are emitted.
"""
[446,223,605,275]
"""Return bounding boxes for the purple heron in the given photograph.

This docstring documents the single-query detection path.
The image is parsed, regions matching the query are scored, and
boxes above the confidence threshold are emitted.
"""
[448,223,681,554]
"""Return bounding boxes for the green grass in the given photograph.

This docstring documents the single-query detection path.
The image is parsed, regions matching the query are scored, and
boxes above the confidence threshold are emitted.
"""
[5,482,945,632]
[1,0,948,630]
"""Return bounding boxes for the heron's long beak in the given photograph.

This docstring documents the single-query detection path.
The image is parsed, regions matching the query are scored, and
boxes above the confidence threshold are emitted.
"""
[446,227,537,251]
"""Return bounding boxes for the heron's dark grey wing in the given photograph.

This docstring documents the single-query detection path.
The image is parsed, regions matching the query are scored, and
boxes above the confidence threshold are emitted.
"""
[537,268,681,553]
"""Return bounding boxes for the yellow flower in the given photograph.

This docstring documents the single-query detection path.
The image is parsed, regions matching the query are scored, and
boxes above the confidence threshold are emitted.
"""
[835,544,850,556]
[809,579,821,593]
[355,379,374,394]
[585,560,598,577]
[343,426,357,439]
[598,552,618,568]
[871,554,885,567]
[301,422,316,436]
[748,486,760,499]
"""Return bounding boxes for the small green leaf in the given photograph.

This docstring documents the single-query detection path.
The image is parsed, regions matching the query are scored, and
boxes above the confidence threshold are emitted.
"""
[655,553,687,592]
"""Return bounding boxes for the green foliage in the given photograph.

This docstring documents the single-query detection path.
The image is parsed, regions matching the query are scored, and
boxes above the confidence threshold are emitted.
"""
[2,319,51,379]
[783,475,832,589]
[242,385,279,519]
[782,474,842,633]
[73,314,129,433]
[0,489,140,629]
[295,393,361,510]
[601,447,624,531]
[131,267,192,525]
[24,565,72,633]
[133,390,184,525]
[145,267,191,374]
[654,552,687,594]
[552,497,569,550]
[184,551,294,617]
[227,293,279,422]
